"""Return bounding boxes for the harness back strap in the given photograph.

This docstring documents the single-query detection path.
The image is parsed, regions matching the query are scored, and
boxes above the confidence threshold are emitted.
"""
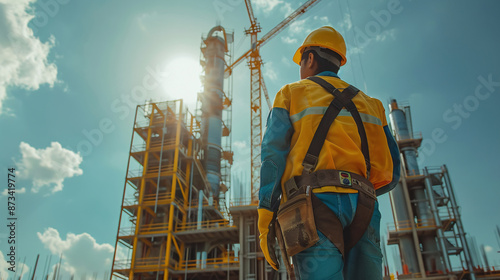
[305,76,371,178]
[295,76,376,255]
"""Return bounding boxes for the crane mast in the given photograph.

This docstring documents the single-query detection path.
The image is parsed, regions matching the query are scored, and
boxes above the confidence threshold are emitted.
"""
[237,0,322,202]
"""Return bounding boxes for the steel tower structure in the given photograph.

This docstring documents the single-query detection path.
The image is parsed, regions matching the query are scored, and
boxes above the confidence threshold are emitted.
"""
[387,99,476,280]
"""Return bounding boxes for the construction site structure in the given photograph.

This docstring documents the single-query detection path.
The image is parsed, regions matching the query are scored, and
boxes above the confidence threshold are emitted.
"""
[386,99,500,279]
[109,25,283,280]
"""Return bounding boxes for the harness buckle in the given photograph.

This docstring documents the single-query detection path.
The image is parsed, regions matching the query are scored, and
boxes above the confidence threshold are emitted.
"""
[339,171,352,186]
[284,178,300,199]
[302,154,318,174]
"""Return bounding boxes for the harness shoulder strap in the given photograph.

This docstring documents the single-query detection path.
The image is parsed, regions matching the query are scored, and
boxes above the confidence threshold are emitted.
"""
[305,76,371,179]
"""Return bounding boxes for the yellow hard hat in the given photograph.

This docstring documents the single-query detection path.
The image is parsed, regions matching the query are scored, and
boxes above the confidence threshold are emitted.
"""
[293,26,347,66]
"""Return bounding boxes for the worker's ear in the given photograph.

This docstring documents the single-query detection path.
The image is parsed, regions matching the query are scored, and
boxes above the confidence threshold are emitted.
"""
[307,52,315,69]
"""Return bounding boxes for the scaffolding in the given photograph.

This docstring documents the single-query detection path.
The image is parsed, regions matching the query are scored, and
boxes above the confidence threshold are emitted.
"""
[111,100,240,279]
[110,99,282,280]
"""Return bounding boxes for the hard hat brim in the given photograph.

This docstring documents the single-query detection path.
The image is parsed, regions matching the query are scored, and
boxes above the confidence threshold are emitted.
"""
[293,46,304,65]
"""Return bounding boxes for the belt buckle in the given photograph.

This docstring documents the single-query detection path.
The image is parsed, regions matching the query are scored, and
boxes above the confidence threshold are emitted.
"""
[339,171,352,186]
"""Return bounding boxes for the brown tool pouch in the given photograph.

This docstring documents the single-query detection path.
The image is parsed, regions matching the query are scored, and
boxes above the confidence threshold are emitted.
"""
[276,186,319,257]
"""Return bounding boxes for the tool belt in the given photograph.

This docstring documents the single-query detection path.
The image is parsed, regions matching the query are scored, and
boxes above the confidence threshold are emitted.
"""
[274,77,377,277]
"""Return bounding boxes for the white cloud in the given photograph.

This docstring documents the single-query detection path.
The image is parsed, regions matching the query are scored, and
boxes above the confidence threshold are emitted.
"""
[288,18,308,35]
[233,140,247,150]
[375,28,397,42]
[37,228,114,279]
[281,36,297,44]
[1,187,26,196]
[263,62,278,81]
[338,13,352,31]
[485,245,493,253]
[280,2,293,17]
[281,56,291,67]
[15,142,83,194]
[253,0,283,13]
[0,250,29,279]
[0,0,58,114]
[313,15,330,25]
[349,28,397,54]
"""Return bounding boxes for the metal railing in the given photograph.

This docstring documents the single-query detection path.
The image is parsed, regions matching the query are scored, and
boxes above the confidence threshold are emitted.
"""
[138,222,170,235]
[176,254,239,270]
[229,197,258,207]
[118,227,135,237]
[113,259,131,270]
[188,199,219,209]
[175,219,235,232]
[388,219,437,232]
[123,192,184,210]
[127,164,187,181]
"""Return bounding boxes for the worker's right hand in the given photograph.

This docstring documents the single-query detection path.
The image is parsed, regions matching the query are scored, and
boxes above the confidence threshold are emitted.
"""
[258,208,280,270]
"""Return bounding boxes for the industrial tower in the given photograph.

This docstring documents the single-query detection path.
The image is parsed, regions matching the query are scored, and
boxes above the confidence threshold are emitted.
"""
[387,99,477,279]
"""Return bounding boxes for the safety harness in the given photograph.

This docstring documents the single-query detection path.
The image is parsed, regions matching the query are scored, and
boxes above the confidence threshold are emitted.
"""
[275,76,377,277]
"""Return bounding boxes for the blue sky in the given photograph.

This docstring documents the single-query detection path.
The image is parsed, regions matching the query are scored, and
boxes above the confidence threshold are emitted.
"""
[0,0,499,278]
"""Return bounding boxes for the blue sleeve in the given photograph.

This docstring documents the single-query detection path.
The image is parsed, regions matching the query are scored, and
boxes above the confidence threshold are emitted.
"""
[376,125,401,196]
[258,107,294,212]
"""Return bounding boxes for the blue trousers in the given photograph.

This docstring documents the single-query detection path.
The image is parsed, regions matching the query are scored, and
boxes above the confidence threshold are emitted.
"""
[291,193,383,280]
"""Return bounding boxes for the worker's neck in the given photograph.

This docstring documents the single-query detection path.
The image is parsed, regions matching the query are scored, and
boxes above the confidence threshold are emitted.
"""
[316,71,339,78]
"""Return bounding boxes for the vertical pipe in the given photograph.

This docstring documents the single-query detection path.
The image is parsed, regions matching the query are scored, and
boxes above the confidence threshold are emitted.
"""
[42,255,50,280]
[424,168,451,272]
[399,169,427,276]
[442,165,476,279]
[56,254,62,280]
[202,251,207,269]
[388,104,420,274]
[201,26,227,200]
[52,264,57,280]
[473,238,482,269]
[197,190,204,229]
[31,254,40,280]
[196,252,201,268]
[481,245,490,272]
[496,226,500,248]
[239,216,244,280]
[404,106,413,139]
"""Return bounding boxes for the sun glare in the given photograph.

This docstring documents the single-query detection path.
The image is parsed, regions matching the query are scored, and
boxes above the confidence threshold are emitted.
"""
[161,56,203,111]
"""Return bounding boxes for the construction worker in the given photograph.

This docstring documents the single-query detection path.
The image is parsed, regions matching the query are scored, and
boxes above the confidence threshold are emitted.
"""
[258,26,401,279]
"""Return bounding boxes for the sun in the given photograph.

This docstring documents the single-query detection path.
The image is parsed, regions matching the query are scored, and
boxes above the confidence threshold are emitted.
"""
[161,56,203,111]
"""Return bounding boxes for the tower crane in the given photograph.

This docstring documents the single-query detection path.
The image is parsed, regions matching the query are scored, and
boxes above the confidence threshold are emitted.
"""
[225,0,322,202]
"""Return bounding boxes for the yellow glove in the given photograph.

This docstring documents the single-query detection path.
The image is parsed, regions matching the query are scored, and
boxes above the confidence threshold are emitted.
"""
[258,208,279,270]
